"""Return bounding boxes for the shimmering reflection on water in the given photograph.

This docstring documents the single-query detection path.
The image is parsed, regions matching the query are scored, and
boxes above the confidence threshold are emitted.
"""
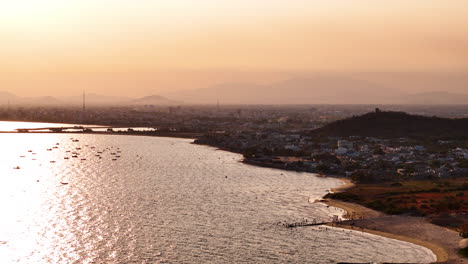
[0,133,436,263]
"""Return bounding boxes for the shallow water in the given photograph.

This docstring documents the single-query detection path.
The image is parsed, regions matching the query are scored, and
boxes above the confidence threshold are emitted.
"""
[0,131,436,263]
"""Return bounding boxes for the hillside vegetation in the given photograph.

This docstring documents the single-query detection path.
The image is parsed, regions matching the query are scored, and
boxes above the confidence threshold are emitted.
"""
[311,110,468,140]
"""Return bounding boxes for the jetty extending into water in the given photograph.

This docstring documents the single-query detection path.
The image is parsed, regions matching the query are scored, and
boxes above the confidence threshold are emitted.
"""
[285,221,330,228]
[282,217,339,228]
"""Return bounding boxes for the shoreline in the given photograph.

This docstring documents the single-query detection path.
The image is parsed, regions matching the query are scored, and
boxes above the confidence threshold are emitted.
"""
[329,223,448,263]
[323,199,383,220]
[329,177,355,193]
[324,178,453,263]
[3,128,459,263]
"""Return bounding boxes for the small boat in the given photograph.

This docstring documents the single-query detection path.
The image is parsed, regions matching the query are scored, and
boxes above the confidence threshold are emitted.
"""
[60,182,68,185]
[13,166,20,170]
[50,161,56,163]
[28,150,33,152]
[64,157,70,160]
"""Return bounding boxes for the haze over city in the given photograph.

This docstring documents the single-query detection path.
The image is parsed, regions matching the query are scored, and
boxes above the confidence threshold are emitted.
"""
[2,2,468,264]
[1,0,467,103]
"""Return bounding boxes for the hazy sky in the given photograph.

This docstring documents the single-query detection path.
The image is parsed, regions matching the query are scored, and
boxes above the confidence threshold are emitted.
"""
[1,0,467,97]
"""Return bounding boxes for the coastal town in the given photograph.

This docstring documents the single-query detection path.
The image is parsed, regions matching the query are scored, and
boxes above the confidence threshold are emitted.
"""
[1,105,467,183]
[1,104,468,263]
[195,129,468,182]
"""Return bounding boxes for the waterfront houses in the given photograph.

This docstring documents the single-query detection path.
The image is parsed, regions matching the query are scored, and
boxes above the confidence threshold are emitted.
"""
[195,131,468,182]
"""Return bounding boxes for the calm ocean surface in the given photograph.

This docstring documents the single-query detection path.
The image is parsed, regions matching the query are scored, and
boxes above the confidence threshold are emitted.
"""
[0,124,435,263]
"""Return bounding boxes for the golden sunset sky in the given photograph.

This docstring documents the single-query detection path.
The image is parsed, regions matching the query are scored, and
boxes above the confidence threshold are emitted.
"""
[1,0,467,97]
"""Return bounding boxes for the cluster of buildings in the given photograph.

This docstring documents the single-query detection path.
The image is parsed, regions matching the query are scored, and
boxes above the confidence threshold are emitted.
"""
[1,105,467,182]
[195,132,468,182]
[0,105,334,133]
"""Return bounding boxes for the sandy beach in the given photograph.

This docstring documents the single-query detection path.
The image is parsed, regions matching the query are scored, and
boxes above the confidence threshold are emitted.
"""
[330,177,355,193]
[332,216,464,263]
[324,178,383,219]
[324,178,465,263]
[325,199,383,219]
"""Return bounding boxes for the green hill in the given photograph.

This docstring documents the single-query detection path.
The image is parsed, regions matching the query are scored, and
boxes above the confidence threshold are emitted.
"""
[310,110,468,140]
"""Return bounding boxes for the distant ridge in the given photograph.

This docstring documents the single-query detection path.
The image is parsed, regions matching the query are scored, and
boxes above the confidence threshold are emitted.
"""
[310,110,468,140]
[0,92,181,106]
[163,74,468,105]
[164,76,398,104]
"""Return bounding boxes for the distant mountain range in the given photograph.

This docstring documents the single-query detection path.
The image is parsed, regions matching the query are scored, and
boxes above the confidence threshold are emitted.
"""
[1,75,467,105]
[0,93,180,106]
[163,76,468,105]
[310,110,468,140]
[164,77,397,104]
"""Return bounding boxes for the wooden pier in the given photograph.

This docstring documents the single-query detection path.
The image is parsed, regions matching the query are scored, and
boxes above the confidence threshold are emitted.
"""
[286,222,330,228]
[283,220,333,228]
